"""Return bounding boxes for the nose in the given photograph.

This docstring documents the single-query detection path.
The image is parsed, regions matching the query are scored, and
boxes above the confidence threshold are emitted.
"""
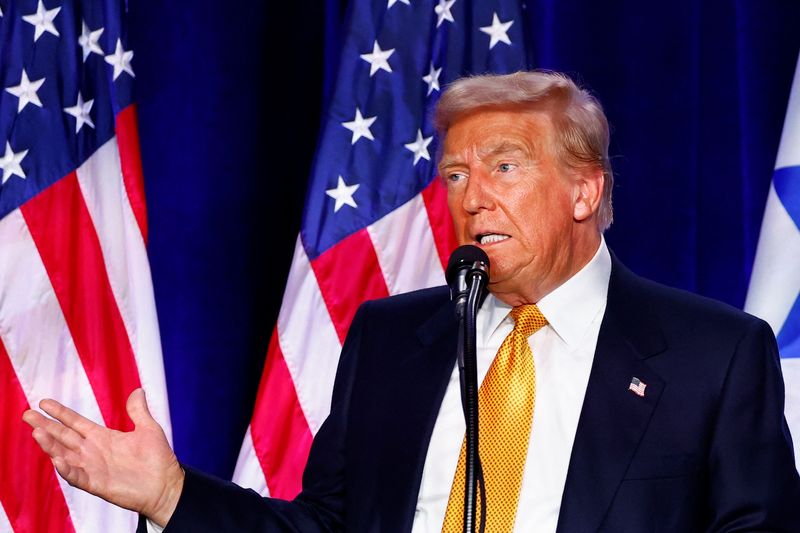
[461,171,494,214]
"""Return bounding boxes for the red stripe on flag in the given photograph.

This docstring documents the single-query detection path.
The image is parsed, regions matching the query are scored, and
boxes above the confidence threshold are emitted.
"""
[0,338,76,533]
[250,327,313,499]
[115,105,148,244]
[21,174,142,431]
[421,177,458,271]
[310,228,390,343]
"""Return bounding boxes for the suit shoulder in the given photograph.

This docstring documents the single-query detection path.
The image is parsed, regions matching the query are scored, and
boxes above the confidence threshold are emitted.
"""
[613,262,770,339]
[355,285,451,327]
[362,285,450,312]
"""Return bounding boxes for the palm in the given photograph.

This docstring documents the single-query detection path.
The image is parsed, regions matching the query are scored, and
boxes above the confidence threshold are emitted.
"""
[23,388,184,524]
[79,421,174,510]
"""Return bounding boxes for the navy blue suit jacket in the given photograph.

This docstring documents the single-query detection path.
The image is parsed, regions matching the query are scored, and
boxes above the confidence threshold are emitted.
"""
[151,257,800,532]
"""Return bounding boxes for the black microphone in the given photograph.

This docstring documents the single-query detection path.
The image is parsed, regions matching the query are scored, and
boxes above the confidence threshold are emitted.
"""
[446,245,490,533]
[446,245,490,319]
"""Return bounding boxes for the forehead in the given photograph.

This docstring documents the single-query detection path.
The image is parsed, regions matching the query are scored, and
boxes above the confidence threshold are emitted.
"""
[440,107,554,159]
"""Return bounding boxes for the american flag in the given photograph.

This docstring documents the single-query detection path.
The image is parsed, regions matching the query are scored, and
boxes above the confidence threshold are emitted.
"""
[0,1,171,531]
[232,0,533,498]
[627,377,647,397]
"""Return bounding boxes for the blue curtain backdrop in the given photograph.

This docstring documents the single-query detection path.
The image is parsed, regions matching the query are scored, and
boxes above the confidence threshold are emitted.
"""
[127,1,800,479]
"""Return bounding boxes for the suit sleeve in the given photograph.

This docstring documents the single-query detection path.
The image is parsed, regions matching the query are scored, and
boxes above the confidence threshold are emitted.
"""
[706,318,800,531]
[142,303,372,533]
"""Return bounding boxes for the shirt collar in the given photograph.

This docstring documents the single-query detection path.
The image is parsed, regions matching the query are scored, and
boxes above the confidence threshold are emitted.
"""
[477,237,612,347]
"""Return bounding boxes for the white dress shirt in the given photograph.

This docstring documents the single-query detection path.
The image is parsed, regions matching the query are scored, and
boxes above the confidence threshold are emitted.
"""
[149,239,611,533]
[411,238,611,533]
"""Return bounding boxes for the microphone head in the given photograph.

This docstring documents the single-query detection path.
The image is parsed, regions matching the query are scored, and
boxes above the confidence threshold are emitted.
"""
[446,245,490,286]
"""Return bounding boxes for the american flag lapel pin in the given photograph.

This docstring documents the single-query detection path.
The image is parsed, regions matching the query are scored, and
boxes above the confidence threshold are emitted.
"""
[628,377,647,397]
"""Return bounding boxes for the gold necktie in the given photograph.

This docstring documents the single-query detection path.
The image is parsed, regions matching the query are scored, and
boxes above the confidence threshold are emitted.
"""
[441,304,548,533]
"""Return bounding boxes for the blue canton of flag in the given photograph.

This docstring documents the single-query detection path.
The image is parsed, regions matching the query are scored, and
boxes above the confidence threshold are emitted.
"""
[745,53,800,469]
[0,0,134,216]
[301,0,533,259]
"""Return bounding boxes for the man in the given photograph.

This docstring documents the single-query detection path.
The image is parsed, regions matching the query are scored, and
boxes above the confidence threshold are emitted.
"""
[24,71,800,532]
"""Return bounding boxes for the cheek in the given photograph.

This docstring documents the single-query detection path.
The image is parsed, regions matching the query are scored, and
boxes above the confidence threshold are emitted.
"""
[447,207,470,242]
[520,187,573,233]
[487,238,531,272]
[446,189,456,213]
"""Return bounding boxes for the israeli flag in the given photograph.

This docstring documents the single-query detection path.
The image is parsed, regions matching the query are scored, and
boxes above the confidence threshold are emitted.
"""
[745,54,800,468]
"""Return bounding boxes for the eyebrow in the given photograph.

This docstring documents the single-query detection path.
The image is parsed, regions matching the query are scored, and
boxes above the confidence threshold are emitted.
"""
[438,157,460,173]
[438,140,532,172]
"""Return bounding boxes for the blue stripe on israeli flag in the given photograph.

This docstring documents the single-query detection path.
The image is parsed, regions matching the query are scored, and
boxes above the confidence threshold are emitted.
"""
[745,54,800,470]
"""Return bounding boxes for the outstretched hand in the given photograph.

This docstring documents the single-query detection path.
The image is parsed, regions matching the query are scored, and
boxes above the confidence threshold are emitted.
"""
[22,388,184,527]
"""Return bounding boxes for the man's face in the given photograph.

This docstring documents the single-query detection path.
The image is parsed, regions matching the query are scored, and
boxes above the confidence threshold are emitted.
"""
[440,107,598,305]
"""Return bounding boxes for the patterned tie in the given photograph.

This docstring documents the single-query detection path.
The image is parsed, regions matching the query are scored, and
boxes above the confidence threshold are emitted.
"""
[441,304,548,533]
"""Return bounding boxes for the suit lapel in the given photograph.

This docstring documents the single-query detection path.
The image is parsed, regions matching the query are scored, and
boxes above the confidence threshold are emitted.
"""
[556,258,667,533]
[375,296,459,532]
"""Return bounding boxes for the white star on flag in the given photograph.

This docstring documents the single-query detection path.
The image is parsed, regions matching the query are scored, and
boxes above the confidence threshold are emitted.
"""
[422,63,442,95]
[22,0,61,42]
[404,129,433,165]
[5,69,46,113]
[325,176,360,212]
[480,13,514,49]
[0,142,29,185]
[0,5,3,17]
[64,92,95,133]
[434,0,456,27]
[360,40,394,77]
[105,38,135,80]
[342,108,377,144]
[387,0,410,8]
[79,21,104,62]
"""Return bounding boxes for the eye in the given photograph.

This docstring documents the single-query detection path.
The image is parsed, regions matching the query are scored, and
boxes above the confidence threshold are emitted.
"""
[446,172,467,183]
[498,162,516,173]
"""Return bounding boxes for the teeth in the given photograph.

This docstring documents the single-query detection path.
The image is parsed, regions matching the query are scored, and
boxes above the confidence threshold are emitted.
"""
[479,234,509,245]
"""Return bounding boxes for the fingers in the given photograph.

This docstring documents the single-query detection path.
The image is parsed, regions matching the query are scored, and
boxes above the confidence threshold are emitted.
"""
[24,409,84,451]
[38,398,99,437]
[126,388,156,429]
[31,426,87,490]
[52,456,88,489]
[28,416,93,492]
[31,426,80,462]
[22,408,49,429]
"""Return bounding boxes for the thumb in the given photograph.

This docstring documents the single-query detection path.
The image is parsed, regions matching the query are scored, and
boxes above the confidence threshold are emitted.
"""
[126,388,155,428]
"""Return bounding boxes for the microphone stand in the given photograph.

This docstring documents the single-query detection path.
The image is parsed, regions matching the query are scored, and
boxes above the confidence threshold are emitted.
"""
[456,268,488,533]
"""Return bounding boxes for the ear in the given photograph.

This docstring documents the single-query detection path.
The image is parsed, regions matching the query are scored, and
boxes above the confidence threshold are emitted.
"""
[573,169,604,222]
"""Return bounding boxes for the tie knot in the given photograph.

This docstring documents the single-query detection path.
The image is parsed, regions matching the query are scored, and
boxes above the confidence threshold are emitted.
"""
[510,304,548,338]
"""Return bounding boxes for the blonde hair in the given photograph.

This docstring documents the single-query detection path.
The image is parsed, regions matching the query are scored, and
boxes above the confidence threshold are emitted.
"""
[434,71,614,230]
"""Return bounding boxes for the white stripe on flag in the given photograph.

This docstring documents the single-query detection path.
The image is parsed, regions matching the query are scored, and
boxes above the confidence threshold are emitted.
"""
[744,184,800,334]
[277,236,343,434]
[0,209,137,533]
[232,426,270,496]
[775,56,800,170]
[367,193,446,295]
[782,359,800,469]
[0,500,12,533]
[75,137,172,440]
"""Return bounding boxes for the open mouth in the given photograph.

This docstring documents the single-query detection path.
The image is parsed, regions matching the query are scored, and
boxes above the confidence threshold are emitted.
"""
[477,233,510,245]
